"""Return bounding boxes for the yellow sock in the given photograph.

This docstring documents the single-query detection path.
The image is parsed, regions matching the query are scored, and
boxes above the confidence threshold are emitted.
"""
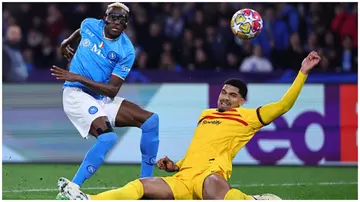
[224,189,253,200]
[90,179,144,200]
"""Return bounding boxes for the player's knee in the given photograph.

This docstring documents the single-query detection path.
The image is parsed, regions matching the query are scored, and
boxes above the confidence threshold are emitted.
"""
[97,130,117,145]
[203,174,230,200]
[141,113,159,133]
[139,178,173,199]
[95,121,114,135]
[205,174,224,185]
[128,179,144,195]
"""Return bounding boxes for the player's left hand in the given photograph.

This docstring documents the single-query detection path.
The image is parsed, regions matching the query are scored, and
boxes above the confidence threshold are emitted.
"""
[157,156,178,172]
[300,51,321,75]
[51,65,81,82]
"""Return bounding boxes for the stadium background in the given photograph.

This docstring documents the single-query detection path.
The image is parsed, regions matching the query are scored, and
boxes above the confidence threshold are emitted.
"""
[2,2,358,200]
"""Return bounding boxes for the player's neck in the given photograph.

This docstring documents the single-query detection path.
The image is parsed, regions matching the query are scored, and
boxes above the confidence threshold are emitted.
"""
[102,29,120,41]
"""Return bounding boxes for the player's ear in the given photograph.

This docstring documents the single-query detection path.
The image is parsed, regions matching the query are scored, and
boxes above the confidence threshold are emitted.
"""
[239,97,246,106]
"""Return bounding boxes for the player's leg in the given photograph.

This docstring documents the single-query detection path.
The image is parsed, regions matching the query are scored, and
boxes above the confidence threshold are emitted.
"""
[109,99,159,178]
[62,88,118,188]
[71,116,118,187]
[202,173,253,200]
[202,173,281,200]
[58,177,174,200]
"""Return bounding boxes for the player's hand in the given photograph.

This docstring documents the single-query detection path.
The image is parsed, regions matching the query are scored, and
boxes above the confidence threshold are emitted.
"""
[300,51,321,75]
[60,41,75,61]
[51,65,81,82]
[157,156,179,172]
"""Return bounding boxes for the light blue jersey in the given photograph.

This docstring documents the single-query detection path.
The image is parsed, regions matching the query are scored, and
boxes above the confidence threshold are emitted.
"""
[63,18,135,99]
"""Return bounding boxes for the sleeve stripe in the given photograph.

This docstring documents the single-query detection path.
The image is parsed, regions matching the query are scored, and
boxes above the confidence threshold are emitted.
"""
[256,107,267,126]
[111,73,125,80]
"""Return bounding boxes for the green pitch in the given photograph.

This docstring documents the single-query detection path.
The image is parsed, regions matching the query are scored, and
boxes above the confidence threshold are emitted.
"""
[2,164,358,200]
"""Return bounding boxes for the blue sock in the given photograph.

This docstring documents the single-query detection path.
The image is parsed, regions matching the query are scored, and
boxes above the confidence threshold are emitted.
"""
[140,113,159,178]
[72,132,117,187]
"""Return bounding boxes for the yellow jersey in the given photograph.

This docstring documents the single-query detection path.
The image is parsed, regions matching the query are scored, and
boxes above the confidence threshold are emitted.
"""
[174,71,308,182]
[177,107,264,180]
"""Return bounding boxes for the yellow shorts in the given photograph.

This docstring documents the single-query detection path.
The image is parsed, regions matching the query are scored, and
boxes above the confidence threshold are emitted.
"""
[161,165,227,200]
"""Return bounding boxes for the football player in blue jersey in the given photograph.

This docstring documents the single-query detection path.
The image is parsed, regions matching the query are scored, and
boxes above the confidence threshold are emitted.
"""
[51,2,159,191]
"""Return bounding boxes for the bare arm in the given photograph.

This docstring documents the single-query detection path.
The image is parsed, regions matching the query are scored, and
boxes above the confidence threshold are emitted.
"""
[51,66,123,99]
[77,74,124,99]
[61,29,81,47]
[60,29,81,62]
[157,156,181,172]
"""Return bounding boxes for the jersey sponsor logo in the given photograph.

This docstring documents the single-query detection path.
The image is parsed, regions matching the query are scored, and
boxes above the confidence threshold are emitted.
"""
[84,39,119,64]
[198,115,248,126]
[82,38,91,47]
[88,106,98,115]
[202,120,222,125]
[91,44,106,59]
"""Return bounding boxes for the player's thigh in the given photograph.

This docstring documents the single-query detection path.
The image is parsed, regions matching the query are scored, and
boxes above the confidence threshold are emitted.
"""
[200,173,230,200]
[139,177,175,199]
[153,176,193,200]
[63,88,109,138]
[113,100,153,128]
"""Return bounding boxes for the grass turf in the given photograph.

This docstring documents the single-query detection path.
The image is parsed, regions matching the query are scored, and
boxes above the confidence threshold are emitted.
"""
[2,164,358,200]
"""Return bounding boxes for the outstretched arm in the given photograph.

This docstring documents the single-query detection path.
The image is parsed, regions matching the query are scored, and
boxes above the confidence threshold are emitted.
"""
[257,51,321,125]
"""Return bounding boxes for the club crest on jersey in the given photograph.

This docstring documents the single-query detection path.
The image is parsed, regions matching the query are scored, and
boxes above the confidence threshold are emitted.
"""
[88,106,98,115]
[107,51,119,63]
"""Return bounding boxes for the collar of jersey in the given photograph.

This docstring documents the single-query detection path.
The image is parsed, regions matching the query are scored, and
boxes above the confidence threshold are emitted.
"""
[102,28,120,41]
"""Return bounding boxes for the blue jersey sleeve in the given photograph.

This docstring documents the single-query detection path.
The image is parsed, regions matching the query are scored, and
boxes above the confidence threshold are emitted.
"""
[112,52,135,80]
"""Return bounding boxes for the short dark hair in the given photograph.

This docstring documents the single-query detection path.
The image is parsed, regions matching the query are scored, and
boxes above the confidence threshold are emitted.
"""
[224,78,248,98]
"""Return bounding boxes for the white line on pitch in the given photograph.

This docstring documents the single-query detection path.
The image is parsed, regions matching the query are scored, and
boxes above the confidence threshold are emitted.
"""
[2,181,357,193]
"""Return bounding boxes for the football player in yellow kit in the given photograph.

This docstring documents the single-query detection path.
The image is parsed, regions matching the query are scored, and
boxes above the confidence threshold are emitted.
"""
[57,51,321,200]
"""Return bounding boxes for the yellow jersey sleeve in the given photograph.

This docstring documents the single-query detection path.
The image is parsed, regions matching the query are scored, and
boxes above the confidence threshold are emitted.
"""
[238,71,307,128]
[258,71,307,125]
[237,108,264,130]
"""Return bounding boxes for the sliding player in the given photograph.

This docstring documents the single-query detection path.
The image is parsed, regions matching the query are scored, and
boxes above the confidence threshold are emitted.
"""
[57,52,321,200]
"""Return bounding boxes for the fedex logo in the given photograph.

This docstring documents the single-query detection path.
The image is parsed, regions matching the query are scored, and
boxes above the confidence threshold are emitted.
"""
[81,38,107,59]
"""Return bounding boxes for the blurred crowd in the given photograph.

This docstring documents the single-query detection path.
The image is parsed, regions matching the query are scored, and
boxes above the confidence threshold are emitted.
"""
[2,2,358,82]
